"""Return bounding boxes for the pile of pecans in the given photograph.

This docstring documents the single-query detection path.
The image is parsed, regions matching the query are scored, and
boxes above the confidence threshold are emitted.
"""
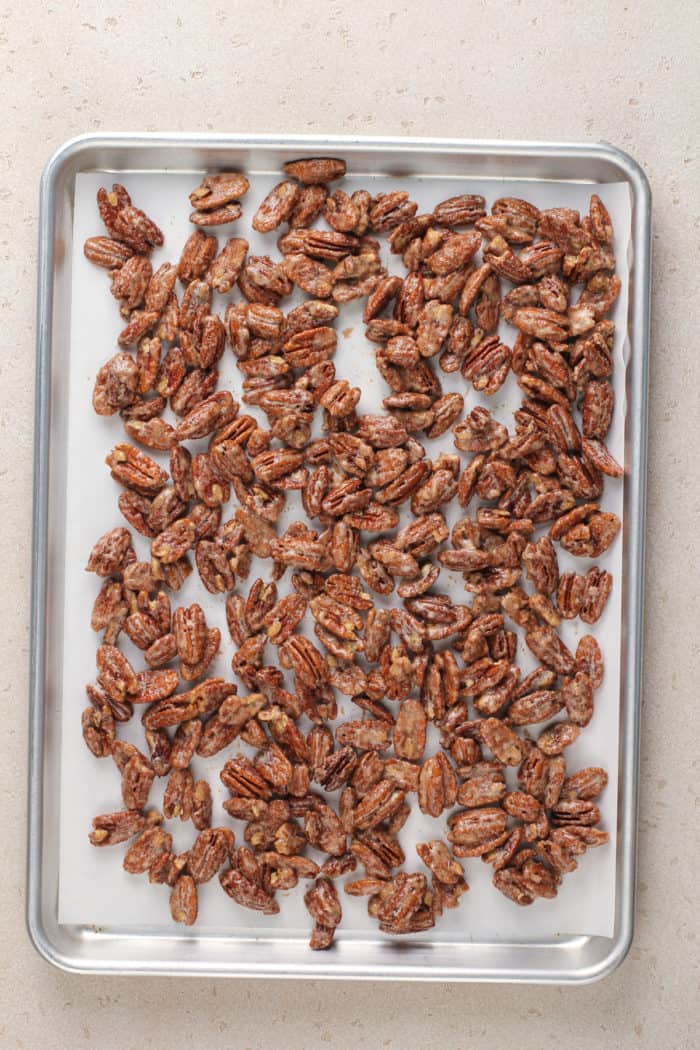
[83,157,620,945]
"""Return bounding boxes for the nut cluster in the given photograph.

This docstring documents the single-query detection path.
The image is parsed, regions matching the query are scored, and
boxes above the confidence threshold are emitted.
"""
[83,158,619,945]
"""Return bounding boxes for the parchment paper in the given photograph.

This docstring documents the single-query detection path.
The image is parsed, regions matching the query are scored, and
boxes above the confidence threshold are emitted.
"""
[58,167,630,942]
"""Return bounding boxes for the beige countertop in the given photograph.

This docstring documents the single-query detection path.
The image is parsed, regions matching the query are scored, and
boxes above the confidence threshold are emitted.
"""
[1,3,698,1047]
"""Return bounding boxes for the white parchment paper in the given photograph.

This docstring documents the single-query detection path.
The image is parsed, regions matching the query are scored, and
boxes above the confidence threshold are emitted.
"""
[58,168,630,942]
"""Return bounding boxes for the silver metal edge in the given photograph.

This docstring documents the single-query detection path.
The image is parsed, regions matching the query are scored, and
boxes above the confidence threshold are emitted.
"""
[27,134,651,982]
[26,143,56,968]
[578,141,651,983]
[27,137,73,972]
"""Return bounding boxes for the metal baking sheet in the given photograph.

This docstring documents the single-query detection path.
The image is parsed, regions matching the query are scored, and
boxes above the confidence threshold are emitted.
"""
[28,134,651,982]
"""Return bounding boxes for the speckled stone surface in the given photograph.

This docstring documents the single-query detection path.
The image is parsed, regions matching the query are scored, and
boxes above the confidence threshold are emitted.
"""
[1,3,698,1047]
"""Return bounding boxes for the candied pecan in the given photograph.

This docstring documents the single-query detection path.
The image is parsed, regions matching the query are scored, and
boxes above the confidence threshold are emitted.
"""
[428,230,482,275]
[130,666,177,705]
[523,624,574,675]
[91,580,129,643]
[332,188,372,236]
[575,567,613,624]
[85,235,136,268]
[558,510,621,558]
[170,600,205,663]
[240,255,293,304]
[537,207,589,252]
[507,687,564,726]
[308,593,362,643]
[377,870,427,925]
[561,767,608,801]
[351,830,405,880]
[587,193,613,244]
[577,271,621,318]
[149,516,196,564]
[151,718,195,776]
[95,644,139,704]
[123,827,172,874]
[98,184,163,253]
[169,875,198,925]
[220,754,272,801]
[304,875,342,949]
[432,192,486,226]
[283,157,346,184]
[278,635,328,687]
[152,346,186,401]
[368,191,417,231]
[189,171,249,210]
[178,230,218,285]
[107,443,169,496]
[149,849,189,886]
[178,624,218,681]
[353,780,406,831]
[455,761,505,808]
[388,699,425,762]
[537,720,580,756]
[193,537,234,593]
[86,527,132,577]
[281,228,357,260]
[220,868,279,914]
[477,732,523,791]
[422,267,468,304]
[521,536,558,595]
[478,198,539,244]
[279,253,333,300]
[334,720,391,752]
[143,629,178,668]
[123,413,176,450]
[492,868,535,906]
[181,284,216,343]
[250,742,291,794]
[582,379,614,440]
[503,790,542,824]
[510,305,569,343]
[285,183,327,229]
[345,753,383,797]
[199,235,246,292]
[417,752,458,817]
[311,744,354,791]
[89,809,155,847]
[305,800,347,857]
[406,462,456,515]
[581,436,624,478]
[559,670,594,727]
[448,806,508,858]
[162,767,193,821]
[81,697,116,757]
[190,201,242,225]
[550,799,601,828]
[270,524,329,572]
[93,352,140,416]
[174,388,234,440]
[573,635,603,691]
[250,180,299,232]
[453,406,508,454]
[415,841,464,888]
[142,677,234,731]
[318,854,355,880]
[362,274,402,323]
[479,237,531,285]
[353,545,394,595]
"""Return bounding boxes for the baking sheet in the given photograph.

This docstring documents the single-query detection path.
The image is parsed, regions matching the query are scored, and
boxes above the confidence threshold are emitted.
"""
[58,169,630,941]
